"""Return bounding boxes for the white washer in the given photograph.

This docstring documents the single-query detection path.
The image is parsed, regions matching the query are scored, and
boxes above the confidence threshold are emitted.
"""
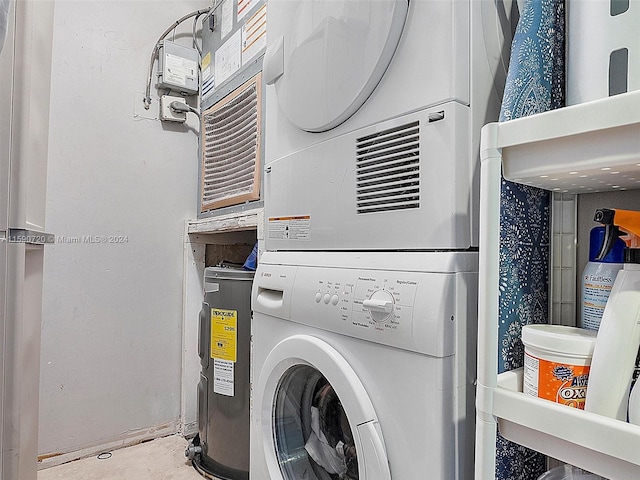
[262,0,515,251]
[251,251,478,480]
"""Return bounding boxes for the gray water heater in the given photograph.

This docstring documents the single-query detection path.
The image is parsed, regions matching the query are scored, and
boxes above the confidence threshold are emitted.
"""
[190,266,254,480]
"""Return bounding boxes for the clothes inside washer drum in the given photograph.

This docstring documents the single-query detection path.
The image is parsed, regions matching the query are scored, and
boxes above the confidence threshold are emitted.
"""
[303,382,358,479]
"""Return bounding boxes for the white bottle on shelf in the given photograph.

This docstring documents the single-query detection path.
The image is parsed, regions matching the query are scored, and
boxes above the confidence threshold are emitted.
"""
[584,209,640,419]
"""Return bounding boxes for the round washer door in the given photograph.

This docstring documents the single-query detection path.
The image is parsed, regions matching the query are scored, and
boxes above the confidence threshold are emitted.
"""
[257,334,391,480]
[266,0,408,132]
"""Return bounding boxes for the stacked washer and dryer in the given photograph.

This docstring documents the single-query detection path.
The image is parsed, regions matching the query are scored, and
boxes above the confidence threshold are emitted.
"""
[251,1,515,479]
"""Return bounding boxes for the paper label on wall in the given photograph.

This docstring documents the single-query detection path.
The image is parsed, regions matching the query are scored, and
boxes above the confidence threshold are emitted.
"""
[237,0,260,21]
[220,0,233,40]
[201,51,211,74]
[215,29,242,88]
[268,216,311,241]
[202,52,215,99]
[242,4,267,65]
[165,53,197,88]
[213,359,235,396]
[202,75,215,100]
[210,308,237,362]
[201,51,213,96]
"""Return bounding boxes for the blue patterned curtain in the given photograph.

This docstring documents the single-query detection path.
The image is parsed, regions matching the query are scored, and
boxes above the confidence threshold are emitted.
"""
[496,0,564,479]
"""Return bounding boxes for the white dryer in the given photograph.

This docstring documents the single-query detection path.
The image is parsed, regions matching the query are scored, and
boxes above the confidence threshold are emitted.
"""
[262,0,515,251]
[251,251,478,480]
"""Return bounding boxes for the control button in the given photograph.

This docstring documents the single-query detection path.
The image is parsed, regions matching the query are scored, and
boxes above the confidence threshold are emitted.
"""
[323,293,331,304]
[331,294,339,306]
[363,290,394,323]
[315,292,322,303]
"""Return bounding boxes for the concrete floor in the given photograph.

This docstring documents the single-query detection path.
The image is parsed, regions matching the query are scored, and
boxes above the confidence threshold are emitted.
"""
[37,435,204,480]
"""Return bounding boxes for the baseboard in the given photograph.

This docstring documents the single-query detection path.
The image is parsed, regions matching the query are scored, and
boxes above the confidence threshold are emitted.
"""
[181,420,198,439]
[37,421,179,470]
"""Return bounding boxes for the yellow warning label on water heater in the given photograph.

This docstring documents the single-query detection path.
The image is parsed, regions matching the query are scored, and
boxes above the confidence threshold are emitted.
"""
[210,308,237,362]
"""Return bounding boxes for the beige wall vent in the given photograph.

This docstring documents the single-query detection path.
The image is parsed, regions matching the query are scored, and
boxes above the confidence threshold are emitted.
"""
[200,73,262,213]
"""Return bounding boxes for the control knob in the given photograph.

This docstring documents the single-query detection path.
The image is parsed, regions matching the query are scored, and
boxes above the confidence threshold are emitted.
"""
[362,290,394,323]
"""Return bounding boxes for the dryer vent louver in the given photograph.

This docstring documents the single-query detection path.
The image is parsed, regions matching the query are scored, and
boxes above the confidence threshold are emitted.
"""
[355,121,420,214]
[200,73,262,213]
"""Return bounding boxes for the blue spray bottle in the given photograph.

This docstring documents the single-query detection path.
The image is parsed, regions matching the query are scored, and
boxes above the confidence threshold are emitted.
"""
[580,226,625,331]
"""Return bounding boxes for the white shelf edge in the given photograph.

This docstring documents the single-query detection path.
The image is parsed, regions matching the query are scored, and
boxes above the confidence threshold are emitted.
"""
[490,369,640,479]
[187,207,263,234]
[491,90,640,151]
[480,91,640,193]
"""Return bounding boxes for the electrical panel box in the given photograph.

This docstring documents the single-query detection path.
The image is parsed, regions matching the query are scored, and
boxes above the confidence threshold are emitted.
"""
[198,0,267,218]
[157,40,199,95]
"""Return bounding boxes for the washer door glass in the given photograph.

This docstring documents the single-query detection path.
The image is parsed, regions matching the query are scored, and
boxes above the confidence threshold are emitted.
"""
[274,365,358,480]
[267,0,408,132]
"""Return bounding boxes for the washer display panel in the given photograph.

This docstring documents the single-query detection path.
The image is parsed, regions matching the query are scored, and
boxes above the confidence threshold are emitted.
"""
[275,365,358,479]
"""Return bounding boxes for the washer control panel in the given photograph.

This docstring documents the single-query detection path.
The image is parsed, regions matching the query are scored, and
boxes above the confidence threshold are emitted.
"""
[278,265,462,357]
[351,275,416,332]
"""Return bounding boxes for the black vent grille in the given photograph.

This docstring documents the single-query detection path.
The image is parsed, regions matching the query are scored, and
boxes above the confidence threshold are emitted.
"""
[356,121,420,214]
[201,75,261,211]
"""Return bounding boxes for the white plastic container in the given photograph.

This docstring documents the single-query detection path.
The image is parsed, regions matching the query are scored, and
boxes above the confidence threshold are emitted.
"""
[585,263,640,420]
[567,0,640,105]
[628,378,640,425]
[537,464,606,480]
[522,325,597,409]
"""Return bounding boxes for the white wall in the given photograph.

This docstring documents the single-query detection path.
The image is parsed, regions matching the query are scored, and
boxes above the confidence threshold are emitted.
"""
[39,0,207,461]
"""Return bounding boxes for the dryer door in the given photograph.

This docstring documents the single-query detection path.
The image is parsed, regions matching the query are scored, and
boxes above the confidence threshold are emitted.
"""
[257,334,391,480]
[263,0,408,133]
